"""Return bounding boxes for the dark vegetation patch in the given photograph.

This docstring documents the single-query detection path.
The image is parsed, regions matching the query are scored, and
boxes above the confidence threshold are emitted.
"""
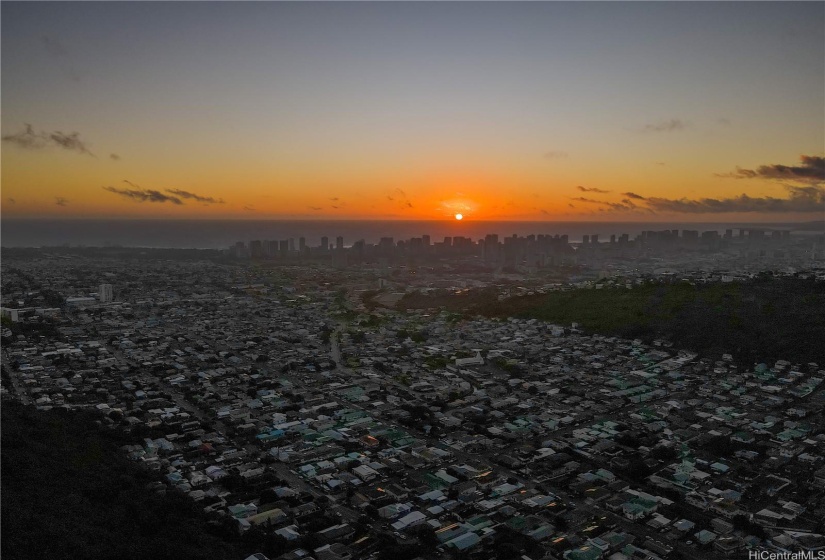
[1,402,245,560]
[399,277,825,367]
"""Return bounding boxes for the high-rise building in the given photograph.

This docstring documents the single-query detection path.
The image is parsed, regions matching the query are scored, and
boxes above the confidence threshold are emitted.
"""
[336,236,344,250]
[99,284,113,303]
[249,240,263,258]
[299,237,306,252]
[321,236,329,251]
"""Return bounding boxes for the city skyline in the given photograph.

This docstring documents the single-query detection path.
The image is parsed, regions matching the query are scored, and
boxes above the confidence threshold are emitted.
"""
[2,2,824,222]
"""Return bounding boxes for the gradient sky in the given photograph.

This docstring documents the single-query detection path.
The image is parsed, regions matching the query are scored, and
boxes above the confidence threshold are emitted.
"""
[2,1,823,222]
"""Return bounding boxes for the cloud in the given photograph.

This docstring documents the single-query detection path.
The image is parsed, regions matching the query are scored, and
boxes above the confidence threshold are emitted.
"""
[166,188,224,204]
[2,124,49,149]
[622,192,647,200]
[544,150,569,160]
[387,188,414,210]
[577,186,611,193]
[330,197,339,202]
[717,118,732,126]
[103,184,183,205]
[540,209,550,215]
[2,124,94,156]
[642,119,687,133]
[243,206,255,211]
[7,198,16,204]
[55,197,69,207]
[309,206,322,211]
[644,185,824,213]
[109,153,120,161]
[571,196,645,213]
[49,131,94,156]
[717,155,824,183]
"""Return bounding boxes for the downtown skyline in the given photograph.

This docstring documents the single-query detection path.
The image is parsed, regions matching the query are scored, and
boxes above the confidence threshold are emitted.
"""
[2,1,824,223]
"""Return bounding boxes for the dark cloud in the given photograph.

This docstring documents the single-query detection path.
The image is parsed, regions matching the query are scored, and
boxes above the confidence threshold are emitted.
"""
[387,188,413,210]
[622,192,647,200]
[577,186,611,193]
[109,153,120,161]
[309,206,322,211]
[2,124,94,156]
[7,198,16,204]
[243,206,255,211]
[540,209,550,215]
[717,155,824,183]
[642,119,687,133]
[166,188,224,204]
[2,124,49,149]
[55,197,69,207]
[644,185,824,214]
[571,197,643,212]
[329,197,339,202]
[49,131,93,155]
[544,150,568,160]
[103,184,183,205]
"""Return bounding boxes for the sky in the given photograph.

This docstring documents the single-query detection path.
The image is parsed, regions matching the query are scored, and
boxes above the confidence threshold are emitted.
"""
[2,1,823,222]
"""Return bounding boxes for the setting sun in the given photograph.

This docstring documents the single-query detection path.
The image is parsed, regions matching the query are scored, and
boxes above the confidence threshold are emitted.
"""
[455,213,463,221]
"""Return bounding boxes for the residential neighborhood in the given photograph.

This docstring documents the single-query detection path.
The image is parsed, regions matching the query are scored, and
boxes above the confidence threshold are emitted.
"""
[2,248,825,560]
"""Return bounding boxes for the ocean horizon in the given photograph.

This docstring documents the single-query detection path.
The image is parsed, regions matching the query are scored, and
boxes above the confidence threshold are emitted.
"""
[2,218,822,249]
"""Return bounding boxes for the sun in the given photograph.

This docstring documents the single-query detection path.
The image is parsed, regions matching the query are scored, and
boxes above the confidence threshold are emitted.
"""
[455,213,463,221]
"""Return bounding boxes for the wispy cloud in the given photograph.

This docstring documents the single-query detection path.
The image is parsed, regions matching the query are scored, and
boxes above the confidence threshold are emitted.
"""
[573,183,823,214]
[7,198,16,204]
[577,186,611,194]
[622,192,647,200]
[544,150,569,160]
[571,196,639,212]
[642,118,687,133]
[49,131,94,155]
[387,188,414,210]
[308,206,322,211]
[109,153,120,161]
[2,124,94,156]
[166,188,224,204]
[645,185,824,214]
[716,155,824,184]
[103,182,183,205]
[55,197,69,207]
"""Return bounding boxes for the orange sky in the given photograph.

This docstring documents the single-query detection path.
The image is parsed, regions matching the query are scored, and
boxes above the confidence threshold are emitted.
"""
[2,3,823,222]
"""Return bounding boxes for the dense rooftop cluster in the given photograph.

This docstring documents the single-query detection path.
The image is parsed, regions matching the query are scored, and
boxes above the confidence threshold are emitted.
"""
[2,251,825,560]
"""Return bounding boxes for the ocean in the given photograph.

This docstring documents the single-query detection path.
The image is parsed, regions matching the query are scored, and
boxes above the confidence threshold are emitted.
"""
[0,219,817,249]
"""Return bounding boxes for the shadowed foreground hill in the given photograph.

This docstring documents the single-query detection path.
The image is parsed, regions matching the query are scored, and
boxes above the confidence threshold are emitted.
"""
[0,402,243,560]
[402,277,825,368]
